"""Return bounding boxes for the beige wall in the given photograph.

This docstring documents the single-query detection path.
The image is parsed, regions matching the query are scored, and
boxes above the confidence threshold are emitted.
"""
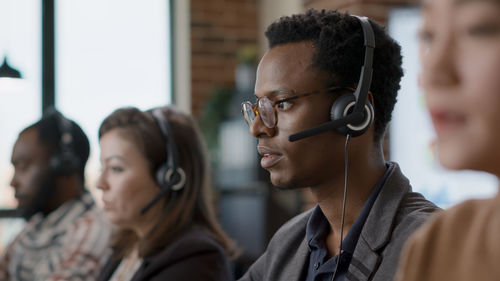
[258,0,303,57]
[305,0,419,24]
[173,0,191,113]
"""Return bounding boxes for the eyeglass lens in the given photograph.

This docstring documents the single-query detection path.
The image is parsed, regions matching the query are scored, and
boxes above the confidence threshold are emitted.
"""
[242,97,276,128]
[242,102,256,126]
[258,98,275,128]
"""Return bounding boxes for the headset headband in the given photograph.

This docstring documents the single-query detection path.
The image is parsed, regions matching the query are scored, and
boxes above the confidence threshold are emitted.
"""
[151,108,179,173]
[352,15,375,114]
[288,15,376,142]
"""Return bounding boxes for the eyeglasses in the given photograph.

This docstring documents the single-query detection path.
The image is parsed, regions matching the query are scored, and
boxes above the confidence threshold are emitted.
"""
[241,86,354,129]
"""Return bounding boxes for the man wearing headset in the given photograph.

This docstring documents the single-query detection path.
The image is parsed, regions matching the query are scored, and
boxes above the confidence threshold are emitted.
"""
[0,109,111,281]
[238,10,439,281]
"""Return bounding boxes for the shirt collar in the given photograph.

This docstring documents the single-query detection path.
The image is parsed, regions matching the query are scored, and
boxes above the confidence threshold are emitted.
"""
[32,191,94,229]
[306,162,394,255]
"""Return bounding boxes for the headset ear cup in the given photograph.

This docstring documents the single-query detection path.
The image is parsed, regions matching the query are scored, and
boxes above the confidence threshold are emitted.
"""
[330,94,374,137]
[155,164,186,192]
[330,94,355,136]
[49,155,61,174]
[49,152,80,176]
[351,102,374,137]
[156,164,169,191]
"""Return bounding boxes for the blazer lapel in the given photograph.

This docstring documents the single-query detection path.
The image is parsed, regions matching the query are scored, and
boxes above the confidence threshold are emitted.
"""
[346,163,410,281]
[346,241,380,281]
[278,237,309,281]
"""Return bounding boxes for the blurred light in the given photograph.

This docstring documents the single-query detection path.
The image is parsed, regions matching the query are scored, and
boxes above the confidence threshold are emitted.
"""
[0,77,26,94]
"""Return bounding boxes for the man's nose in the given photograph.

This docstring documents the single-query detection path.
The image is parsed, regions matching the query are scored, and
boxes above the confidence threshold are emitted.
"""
[10,173,19,190]
[249,114,276,138]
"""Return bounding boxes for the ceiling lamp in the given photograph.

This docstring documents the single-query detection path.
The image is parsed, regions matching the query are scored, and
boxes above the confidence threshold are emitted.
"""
[0,56,22,79]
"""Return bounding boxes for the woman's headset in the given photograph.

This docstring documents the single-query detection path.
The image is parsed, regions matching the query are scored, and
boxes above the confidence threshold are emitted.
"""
[140,108,186,215]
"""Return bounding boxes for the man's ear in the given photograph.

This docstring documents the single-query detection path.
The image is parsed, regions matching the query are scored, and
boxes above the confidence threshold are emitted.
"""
[368,91,375,109]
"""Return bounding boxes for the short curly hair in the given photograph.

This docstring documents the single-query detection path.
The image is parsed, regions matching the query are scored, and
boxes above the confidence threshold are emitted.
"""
[265,9,403,142]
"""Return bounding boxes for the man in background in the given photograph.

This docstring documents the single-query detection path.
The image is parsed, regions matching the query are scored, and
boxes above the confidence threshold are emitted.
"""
[0,109,111,281]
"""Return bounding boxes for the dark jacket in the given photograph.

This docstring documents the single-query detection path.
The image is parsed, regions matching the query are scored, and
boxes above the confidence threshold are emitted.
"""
[98,226,233,281]
[239,162,439,281]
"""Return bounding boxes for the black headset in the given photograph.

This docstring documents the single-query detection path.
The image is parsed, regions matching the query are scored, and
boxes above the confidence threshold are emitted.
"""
[289,15,375,142]
[140,108,186,215]
[45,108,81,176]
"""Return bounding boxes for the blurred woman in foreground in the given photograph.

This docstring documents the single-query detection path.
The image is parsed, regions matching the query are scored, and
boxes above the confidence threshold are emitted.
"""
[396,0,500,280]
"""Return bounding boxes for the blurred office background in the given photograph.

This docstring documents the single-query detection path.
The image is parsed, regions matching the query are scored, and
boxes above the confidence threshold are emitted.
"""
[1,0,497,278]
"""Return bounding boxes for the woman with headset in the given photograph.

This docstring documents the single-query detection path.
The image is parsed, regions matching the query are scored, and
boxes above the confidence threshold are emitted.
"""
[395,0,500,280]
[96,106,236,281]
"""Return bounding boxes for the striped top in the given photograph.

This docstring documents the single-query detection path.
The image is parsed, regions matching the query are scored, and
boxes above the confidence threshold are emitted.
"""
[0,192,112,281]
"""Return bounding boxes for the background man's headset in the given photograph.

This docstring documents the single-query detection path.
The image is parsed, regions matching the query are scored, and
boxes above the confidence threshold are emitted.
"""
[287,15,376,280]
[44,108,81,177]
[140,108,186,215]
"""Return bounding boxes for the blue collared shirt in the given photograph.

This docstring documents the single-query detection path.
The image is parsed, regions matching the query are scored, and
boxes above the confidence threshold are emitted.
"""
[304,163,394,281]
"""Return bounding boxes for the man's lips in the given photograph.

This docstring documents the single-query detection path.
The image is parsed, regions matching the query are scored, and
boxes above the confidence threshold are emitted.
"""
[14,194,28,209]
[15,194,27,201]
[429,109,466,135]
[257,146,283,169]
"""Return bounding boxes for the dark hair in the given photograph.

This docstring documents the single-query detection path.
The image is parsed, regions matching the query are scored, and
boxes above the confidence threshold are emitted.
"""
[21,111,90,182]
[265,9,403,142]
[98,106,237,258]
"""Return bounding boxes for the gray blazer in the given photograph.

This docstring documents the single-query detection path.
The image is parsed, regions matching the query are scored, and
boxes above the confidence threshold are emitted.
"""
[239,163,439,281]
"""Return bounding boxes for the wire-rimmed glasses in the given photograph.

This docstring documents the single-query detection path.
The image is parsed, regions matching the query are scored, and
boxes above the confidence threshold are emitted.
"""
[241,86,354,129]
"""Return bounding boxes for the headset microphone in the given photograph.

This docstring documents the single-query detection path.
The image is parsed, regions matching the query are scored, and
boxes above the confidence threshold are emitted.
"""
[288,16,375,143]
[141,191,164,215]
[141,188,172,215]
[288,111,364,142]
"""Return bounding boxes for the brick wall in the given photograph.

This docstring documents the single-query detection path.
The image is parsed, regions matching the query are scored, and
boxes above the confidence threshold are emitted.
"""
[190,0,258,117]
[190,0,419,118]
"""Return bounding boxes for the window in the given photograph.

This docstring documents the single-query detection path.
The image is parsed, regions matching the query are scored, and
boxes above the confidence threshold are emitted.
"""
[0,0,172,249]
[0,0,41,250]
[55,0,172,200]
[0,0,42,208]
